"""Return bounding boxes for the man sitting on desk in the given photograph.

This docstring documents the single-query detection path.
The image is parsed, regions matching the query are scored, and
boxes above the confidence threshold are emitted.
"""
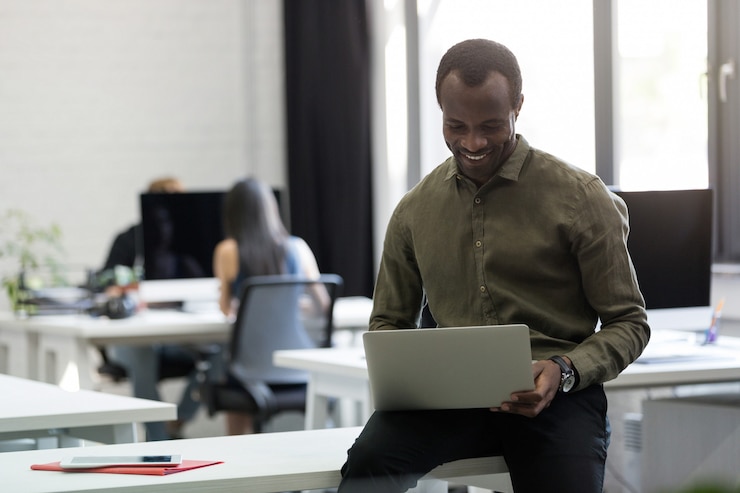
[337,39,650,492]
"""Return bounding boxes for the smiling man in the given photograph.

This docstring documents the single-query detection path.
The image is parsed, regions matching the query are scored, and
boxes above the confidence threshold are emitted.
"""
[337,39,650,492]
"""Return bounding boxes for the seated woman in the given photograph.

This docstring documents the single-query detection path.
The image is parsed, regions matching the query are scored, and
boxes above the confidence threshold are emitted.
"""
[213,177,328,435]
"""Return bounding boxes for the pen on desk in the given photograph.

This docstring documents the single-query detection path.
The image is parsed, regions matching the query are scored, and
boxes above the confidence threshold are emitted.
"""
[703,297,725,345]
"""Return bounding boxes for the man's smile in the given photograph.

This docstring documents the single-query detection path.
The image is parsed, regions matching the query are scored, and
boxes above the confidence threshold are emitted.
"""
[463,152,488,161]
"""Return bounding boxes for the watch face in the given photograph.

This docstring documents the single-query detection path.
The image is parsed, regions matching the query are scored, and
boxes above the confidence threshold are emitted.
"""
[562,374,576,392]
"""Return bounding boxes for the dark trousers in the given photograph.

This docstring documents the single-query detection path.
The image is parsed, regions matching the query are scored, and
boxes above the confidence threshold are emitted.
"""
[338,385,610,493]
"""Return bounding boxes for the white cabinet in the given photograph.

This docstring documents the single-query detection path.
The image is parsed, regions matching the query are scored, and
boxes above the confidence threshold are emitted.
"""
[642,394,740,493]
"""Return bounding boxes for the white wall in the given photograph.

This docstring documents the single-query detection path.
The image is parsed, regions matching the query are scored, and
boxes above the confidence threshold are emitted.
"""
[0,0,285,308]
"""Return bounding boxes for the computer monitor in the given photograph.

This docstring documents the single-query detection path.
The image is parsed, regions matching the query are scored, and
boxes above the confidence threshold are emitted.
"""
[140,191,225,281]
[612,188,714,330]
[139,188,285,281]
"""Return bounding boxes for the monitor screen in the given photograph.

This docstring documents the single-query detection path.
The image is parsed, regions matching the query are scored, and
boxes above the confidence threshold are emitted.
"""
[140,191,225,280]
[612,188,713,310]
[139,188,285,281]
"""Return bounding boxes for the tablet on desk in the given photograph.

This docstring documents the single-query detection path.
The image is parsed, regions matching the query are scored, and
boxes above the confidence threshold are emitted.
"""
[59,455,182,469]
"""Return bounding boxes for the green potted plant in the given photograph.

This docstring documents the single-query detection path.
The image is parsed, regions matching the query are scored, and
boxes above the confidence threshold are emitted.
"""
[0,209,65,316]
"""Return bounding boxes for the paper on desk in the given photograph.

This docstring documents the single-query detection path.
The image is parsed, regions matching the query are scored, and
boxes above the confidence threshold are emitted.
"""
[30,459,223,476]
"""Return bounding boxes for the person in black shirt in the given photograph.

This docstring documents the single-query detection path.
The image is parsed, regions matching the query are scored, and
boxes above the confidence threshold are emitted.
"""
[101,177,199,441]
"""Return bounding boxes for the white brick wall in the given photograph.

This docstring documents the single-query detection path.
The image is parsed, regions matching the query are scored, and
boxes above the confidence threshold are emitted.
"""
[0,0,285,308]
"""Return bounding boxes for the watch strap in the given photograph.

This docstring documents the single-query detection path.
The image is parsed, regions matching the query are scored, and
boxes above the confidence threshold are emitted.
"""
[548,355,575,392]
[548,355,571,374]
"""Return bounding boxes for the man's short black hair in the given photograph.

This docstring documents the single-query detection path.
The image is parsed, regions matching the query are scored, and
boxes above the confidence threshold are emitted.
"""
[435,38,523,109]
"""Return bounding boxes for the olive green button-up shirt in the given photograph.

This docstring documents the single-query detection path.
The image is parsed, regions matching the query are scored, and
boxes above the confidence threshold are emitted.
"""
[370,135,650,390]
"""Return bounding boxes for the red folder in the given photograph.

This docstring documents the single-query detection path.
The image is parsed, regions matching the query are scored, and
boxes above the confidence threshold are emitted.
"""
[31,459,223,476]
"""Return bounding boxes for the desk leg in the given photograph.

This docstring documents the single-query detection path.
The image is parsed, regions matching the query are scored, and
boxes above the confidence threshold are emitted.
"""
[0,326,37,379]
[338,383,373,427]
[107,423,138,443]
[70,423,138,444]
[305,377,330,430]
[36,333,94,390]
[35,436,60,449]
[57,435,85,448]
[410,479,448,493]
[338,380,372,427]
[305,373,373,429]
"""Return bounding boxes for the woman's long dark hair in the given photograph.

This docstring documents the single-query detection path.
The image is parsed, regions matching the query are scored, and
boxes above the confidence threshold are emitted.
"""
[222,177,289,277]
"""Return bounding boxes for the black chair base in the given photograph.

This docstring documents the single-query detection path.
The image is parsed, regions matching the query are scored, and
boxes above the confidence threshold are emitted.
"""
[203,379,307,433]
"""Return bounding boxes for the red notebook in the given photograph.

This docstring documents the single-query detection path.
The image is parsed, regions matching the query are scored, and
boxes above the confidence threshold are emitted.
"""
[31,459,223,476]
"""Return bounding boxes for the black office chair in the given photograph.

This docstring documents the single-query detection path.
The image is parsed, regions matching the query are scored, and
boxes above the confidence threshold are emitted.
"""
[197,273,343,432]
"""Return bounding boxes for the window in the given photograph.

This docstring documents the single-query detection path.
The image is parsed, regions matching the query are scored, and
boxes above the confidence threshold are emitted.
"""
[418,0,595,175]
[379,0,734,261]
[416,0,709,192]
[614,0,708,190]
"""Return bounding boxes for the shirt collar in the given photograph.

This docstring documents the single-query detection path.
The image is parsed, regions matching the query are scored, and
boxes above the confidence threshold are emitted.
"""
[443,134,530,183]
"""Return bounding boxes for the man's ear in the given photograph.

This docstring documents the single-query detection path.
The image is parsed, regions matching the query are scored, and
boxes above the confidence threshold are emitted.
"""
[515,94,524,118]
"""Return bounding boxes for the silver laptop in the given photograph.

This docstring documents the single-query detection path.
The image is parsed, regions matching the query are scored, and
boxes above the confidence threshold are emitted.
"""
[363,324,534,411]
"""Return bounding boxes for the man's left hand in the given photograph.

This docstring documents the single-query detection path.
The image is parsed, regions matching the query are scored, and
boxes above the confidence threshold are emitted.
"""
[490,359,564,418]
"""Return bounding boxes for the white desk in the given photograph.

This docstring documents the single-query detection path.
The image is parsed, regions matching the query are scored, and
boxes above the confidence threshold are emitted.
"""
[0,426,509,493]
[0,296,373,391]
[274,346,370,429]
[0,374,176,448]
[274,332,740,429]
[0,310,228,390]
[605,332,740,389]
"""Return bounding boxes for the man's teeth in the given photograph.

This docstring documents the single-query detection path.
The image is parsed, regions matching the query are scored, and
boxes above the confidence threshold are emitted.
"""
[465,154,486,161]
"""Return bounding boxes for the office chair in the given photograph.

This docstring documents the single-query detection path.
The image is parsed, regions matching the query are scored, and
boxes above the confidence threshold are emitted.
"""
[197,273,343,432]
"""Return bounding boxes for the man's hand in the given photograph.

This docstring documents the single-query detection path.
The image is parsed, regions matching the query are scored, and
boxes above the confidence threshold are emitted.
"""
[489,358,566,418]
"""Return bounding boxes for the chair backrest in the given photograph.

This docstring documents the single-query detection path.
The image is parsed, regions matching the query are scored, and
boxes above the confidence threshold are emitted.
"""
[228,274,343,387]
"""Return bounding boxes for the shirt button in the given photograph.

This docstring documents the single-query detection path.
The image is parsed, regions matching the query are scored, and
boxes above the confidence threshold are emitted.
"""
[480,285,486,293]
[474,198,481,204]
[475,240,482,247]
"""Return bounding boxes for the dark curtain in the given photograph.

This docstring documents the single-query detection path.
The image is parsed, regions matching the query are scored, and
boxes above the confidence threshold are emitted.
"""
[283,0,374,297]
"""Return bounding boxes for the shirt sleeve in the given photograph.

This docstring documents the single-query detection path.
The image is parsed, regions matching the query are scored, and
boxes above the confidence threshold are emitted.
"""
[102,226,139,271]
[369,203,425,331]
[565,178,650,389]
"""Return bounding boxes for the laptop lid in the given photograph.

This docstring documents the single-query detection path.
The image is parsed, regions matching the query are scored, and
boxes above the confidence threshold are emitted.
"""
[363,324,534,411]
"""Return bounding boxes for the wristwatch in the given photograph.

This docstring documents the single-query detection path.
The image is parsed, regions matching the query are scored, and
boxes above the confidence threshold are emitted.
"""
[549,355,576,393]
